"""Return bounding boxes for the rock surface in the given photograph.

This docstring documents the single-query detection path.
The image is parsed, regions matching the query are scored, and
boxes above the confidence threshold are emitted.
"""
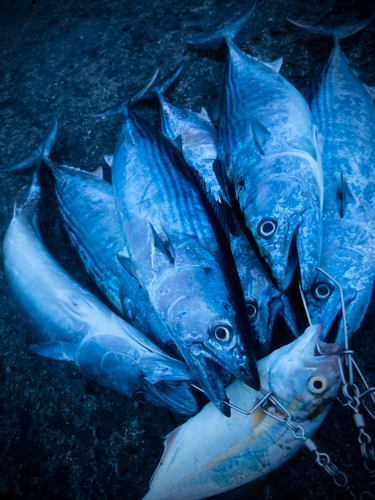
[1,0,375,499]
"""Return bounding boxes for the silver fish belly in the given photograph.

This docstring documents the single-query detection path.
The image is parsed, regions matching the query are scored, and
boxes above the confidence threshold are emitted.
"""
[3,180,197,415]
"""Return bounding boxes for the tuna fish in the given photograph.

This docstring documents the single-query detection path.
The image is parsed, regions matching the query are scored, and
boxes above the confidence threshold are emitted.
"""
[1,125,175,355]
[153,85,300,356]
[187,3,324,292]
[143,324,341,500]
[290,16,375,344]
[111,93,259,416]
[2,172,197,415]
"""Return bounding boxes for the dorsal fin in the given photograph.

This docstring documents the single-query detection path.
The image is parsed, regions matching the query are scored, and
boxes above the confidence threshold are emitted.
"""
[262,56,283,73]
[91,166,103,178]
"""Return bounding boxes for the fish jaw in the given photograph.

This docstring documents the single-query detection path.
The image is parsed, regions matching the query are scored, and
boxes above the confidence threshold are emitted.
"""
[179,345,231,417]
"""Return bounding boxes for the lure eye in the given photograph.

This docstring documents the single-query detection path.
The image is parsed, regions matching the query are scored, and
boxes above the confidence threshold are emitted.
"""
[307,376,328,394]
[166,341,178,358]
[134,391,147,404]
[213,325,233,343]
[313,282,331,301]
[257,219,277,239]
[245,301,258,322]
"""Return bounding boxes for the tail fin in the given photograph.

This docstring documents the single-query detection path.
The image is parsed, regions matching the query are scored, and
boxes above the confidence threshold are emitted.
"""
[288,12,375,41]
[1,120,58,172]
[93,65,184,118]
[186,1,256,50]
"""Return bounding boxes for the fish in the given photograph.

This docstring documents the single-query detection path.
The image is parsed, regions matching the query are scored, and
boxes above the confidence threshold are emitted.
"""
[1,125,176,356]
[2,171,198,415]
[153,84,300,356]
[111,83,260,416]
[153,86,302,352]
[143,323,342,500]
[187,3,324,292]
[290,16,375,344]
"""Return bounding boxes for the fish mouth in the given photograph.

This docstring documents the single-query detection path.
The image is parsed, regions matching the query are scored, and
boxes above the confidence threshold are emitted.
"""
[144,379,198,415]
[178,345,231,417]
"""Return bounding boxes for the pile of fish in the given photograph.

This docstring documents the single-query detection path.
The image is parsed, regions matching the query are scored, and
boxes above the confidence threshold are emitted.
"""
[2,2,375,498]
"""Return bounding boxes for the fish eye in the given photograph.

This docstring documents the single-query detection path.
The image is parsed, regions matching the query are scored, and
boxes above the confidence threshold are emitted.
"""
[212,324,233,343]
[257,219,277,239]
[307,376,329,394]
[166,341,178,358]
[313,282,331,301]
[245,300,258,322]
[134,391,147,404]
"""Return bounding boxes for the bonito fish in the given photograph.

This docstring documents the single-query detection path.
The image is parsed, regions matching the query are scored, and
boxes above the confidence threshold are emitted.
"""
[188,3,324,292]
[153,86,300,356]
[143,324,341,500]
[291,15,375,344]
[3,172,197,415]
[111,86,259,416]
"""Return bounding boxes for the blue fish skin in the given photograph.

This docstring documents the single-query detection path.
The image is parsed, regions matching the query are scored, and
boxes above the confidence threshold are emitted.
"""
[3,181,197,415]
[188,14,324,292]
[297,21,375,343]
[112,104,260,415]
[45,159,174,353]
[155,91,300,355]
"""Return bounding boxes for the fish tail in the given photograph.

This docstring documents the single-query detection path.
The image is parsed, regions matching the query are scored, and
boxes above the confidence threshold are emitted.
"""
[145,63,184,98]
[186,0,256,50]
[1,120,57,172]
[288,13,374,42]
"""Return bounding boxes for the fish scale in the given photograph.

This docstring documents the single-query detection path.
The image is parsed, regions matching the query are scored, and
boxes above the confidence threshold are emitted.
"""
[293,17,375,344]
[112,103,259,416]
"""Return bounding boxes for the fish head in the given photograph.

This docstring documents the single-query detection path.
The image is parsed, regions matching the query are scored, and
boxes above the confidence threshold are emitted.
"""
[268,324,341,421]
[237,153,322,291]
[163,266,259,395]
[306,221,374,345]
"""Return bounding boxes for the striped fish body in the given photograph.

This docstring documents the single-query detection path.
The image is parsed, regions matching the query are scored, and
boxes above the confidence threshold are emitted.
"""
[48,161,174,352]
[218,39,323,292]
[155,91,221,204]
[3,182,197,415]
[112,105,259,415]
[304,38,375,342]
[155,93,299,356]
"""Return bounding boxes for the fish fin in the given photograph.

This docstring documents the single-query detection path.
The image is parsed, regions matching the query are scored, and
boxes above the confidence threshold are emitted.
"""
[189,165,231,240]
[364,84,375,101]
[186,1,256,49]
[288,13,375,41]
[1,120,58,172]
[143,63,184,99]
[93,71,159,118]
[170,134,183,152]
[212,157,232,207]
[198,107,212,123]
[149,223,175,264]
[29,341,78,362]
[251,118,271,155]
[149,426,184,485]
[262,56,283,73]
[117,249,138,278]
[91,166,103,178]
[104,155,114,167]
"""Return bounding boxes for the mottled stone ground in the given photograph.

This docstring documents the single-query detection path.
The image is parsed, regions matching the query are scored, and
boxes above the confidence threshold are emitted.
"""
[1,0,375,498]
